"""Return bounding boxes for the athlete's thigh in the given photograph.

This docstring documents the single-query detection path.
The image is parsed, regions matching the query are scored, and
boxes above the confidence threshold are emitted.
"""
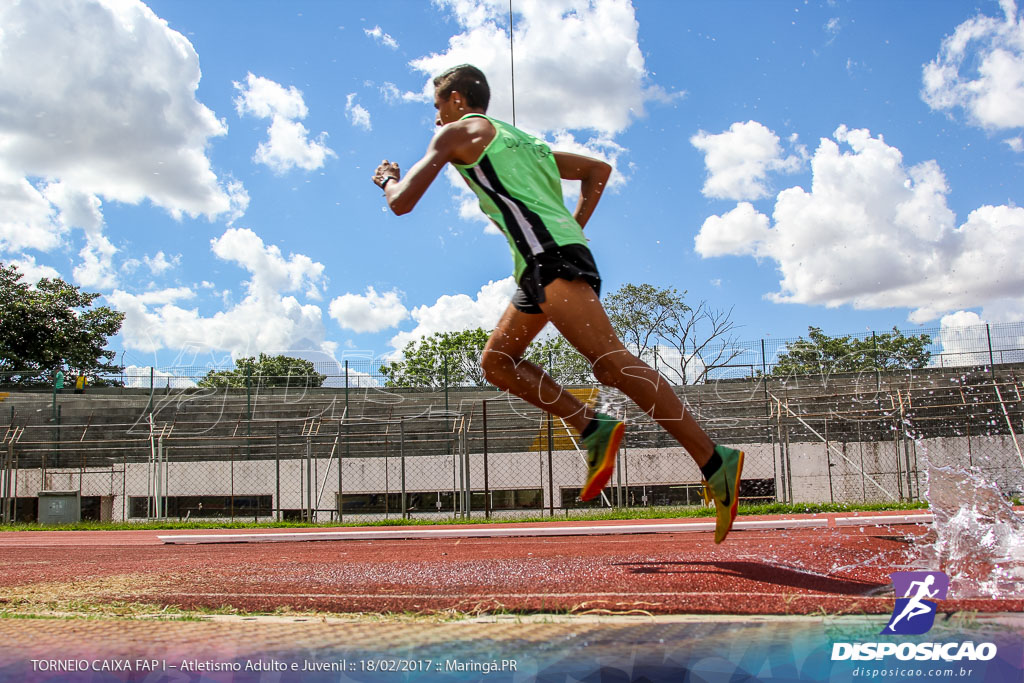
[537,279,625,361]
[484,302,549,361]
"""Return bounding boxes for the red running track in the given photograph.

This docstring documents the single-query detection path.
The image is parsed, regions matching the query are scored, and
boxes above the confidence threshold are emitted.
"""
[1,513,1021,616]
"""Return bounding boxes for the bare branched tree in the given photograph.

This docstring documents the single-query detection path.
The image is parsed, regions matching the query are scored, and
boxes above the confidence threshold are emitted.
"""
[659,300,743,385]
[604,282,742,384]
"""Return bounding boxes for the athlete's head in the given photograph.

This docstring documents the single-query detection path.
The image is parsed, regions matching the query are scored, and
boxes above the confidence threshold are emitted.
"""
[433,64,489,126]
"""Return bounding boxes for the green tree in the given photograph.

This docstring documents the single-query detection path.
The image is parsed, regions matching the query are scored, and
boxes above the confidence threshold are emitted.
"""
[525,334,594,385]
[604,282,742,384]
[0,263,124,386]
[198,353,326,388]
[380,328,595,388]
[380,329,491,388]
[771,326,932,377]
[605,283,682,358]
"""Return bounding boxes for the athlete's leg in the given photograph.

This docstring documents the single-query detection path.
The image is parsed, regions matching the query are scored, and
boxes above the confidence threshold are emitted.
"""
[480,303,594,431]
[537,278,714,467]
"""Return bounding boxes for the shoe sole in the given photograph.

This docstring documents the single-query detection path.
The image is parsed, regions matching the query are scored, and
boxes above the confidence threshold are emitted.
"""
[715,449,745,544]
[580,422,625,502]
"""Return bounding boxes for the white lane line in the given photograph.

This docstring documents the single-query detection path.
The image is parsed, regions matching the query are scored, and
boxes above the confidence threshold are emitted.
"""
[159,518,828,545]
[159,514,932,545]
[147,591,882,600]
[833,514,933,527]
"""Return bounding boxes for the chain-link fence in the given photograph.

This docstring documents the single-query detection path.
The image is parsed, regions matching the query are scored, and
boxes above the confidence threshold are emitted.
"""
[5,321,1019,391]
[2,321,1023,523]
[2,364,1021,524]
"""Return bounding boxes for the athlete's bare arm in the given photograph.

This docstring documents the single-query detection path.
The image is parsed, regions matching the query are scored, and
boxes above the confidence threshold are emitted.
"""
[554,152,611,229]
[373,116,494,216]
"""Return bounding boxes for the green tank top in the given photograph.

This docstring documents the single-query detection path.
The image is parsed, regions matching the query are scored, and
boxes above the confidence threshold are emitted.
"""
[453,114,588,281]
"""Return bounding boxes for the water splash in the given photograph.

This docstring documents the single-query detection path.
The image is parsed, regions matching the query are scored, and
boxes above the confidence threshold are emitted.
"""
[595,387,629,420]
[914,463,1024,598]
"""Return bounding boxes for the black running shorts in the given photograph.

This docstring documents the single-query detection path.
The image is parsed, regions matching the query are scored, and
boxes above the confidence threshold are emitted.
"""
[511,244,602,315]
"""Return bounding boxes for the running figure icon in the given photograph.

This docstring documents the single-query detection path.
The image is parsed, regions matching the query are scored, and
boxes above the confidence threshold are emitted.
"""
[887,575,938,630]
[882,571,949,635]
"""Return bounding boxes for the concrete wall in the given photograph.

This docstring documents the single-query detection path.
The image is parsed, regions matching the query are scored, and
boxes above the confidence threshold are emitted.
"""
[7,435,1021,521]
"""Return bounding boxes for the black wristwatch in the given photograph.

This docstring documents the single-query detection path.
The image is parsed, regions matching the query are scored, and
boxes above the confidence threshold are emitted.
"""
[381,176,396,190]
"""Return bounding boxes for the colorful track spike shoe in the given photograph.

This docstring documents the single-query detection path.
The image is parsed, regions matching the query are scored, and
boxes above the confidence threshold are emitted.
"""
[580,414,625,501]
[702,445,745,544]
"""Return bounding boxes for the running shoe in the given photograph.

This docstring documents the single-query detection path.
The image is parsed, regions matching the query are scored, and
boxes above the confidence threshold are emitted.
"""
[580,414,625,501]
[702,445,745,544]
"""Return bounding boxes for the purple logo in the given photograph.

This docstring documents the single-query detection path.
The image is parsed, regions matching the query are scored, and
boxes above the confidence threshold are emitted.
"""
[881,571,950,635]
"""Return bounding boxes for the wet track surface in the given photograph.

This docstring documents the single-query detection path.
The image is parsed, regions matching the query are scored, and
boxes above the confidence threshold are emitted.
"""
[2,516,1021,616]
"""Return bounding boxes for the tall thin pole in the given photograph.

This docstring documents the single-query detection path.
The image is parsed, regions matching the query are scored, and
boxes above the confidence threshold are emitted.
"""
[482,400,491,519]
[509,0,516,126]
[342,361,349,522]
[275,422,281,522]
[400,417,407,520]
[546,349,555,514]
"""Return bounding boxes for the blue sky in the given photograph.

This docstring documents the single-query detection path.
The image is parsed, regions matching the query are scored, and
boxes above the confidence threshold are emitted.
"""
[3,0,1023,379]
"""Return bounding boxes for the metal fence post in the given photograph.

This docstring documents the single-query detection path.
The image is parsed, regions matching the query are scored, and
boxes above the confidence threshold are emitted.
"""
[275,422,281,522]
[230,447,235,521]
[615,448,624,508]
[246,367,253,459]
[547,410,554,516]
[761,339,779,502]
[306,435,313,521]
[779,417,790,504]
[155,434,164,519]
[458,421,466,518]
[342,360,350,523]
[123,452,128,521]
[2,442,12,524]
[482,399,491,519]
[986,324,996,379]
[342,419,350,520]
[893,419,903,501]
[825,416,834,504]
[400,417,407,519]
[463,422,471,518]
[872,331,880,393]
[443,353,450,418]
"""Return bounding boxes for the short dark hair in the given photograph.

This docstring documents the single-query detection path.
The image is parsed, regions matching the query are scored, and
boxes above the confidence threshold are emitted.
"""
[433,64,490,110]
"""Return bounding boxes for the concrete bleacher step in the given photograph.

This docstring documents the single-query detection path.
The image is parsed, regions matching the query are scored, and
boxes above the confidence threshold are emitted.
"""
[3,363,1019,467]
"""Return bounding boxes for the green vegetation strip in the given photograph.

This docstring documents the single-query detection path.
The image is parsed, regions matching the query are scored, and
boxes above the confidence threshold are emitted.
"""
[0,501,929,533]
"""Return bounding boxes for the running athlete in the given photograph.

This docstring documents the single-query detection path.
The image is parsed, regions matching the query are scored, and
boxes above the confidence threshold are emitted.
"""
[372,65,743,543]
[886,575,939,632]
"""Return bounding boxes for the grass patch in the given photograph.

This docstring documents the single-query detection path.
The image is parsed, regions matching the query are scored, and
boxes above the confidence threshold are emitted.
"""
[0,500,930,532]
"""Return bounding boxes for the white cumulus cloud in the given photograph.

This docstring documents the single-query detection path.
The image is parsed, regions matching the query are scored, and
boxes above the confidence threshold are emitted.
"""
[0,169,61,252]
[364,25,399,49]
[0,0,236,221]
[345,93,372,131]
[388,278,518,352]
[109,229,331,357]
[695,202,770,257]
[329,287,408,333]
[74,233,118,290]
[7,255,61,285]
[0,0,246,289]
[409,0,676,135]
[405,0,679,229]
[690,121,804,200]
[144,251,181,276]
[694,124,1024,324]
[922,0,1024,130]
[936,311,991,366]
[233,73,335,173]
